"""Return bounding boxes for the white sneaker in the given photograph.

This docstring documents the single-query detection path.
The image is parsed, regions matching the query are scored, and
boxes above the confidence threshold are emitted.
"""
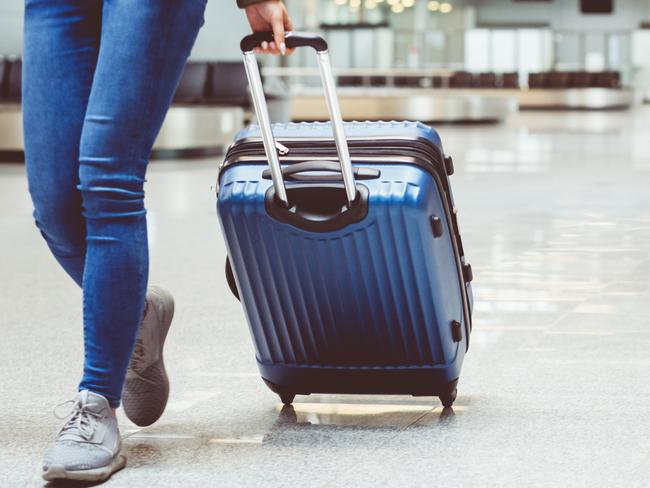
[42,390,126,482]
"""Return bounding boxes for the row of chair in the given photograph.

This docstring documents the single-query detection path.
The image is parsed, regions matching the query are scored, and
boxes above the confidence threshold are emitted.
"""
[338,72,520,89]
[1,57,624,106]
[174,61,252,107]
[449,72,520,89]
[451,70,620,88]
[0,58,252,107]
[528,71,621,89]
[338,70,622,90]
[0,58,21,102]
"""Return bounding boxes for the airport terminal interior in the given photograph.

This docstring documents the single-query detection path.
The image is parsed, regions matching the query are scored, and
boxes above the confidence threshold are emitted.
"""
[1,0,650,486]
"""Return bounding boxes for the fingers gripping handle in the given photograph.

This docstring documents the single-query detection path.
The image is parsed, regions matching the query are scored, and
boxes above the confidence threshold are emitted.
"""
[240,32,357,207]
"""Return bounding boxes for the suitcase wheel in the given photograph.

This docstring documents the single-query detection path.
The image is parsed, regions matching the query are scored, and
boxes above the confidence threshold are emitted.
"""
[280,392,296,406]
[439,387,457,408]
[225,257,240,301]
[263,379,296,405]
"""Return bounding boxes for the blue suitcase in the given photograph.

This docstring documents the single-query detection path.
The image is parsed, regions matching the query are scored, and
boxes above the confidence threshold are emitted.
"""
[217,33,473,407]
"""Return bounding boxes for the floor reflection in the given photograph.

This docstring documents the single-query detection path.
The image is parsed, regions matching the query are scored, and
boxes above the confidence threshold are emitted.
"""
[270,401,464,429]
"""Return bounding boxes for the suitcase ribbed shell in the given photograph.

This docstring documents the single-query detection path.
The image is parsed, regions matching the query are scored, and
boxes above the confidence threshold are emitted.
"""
[219,166,464,368]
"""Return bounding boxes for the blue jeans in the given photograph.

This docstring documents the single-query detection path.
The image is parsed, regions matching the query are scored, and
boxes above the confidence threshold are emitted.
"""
[23,0,206,407]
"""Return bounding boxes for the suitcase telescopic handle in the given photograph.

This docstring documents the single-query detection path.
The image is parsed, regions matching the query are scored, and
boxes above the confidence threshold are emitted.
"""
[241,31,357,208]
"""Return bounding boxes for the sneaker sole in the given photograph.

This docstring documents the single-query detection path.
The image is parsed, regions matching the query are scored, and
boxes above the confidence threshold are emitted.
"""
[42,452,126,482]
[122,286,174,427]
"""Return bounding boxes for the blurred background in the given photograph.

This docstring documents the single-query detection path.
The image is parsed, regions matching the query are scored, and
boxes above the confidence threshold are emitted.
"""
[3,0,650,155]
[279,0,647,84]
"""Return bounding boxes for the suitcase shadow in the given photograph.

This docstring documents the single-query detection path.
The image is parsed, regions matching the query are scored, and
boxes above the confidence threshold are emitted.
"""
[271,402,456,430]
[44,479,108,488]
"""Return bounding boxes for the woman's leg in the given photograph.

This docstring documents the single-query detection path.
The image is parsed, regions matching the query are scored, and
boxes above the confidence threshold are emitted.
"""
[22,1,126,481]
[76,0,206,408]
[40,0,206,482]
[23,0,102,286]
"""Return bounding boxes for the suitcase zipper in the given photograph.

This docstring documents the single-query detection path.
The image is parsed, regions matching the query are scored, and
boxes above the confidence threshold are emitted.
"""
[275,141,290,155]
[225,138,442,173]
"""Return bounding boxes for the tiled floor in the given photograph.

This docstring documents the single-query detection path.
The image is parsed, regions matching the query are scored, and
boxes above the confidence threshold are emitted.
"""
[1,108,650,487]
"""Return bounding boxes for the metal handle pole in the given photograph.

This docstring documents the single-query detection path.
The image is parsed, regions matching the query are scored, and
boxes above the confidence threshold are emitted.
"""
[241,32,357,207]
[242,51,288,206]
[317,51,357,206]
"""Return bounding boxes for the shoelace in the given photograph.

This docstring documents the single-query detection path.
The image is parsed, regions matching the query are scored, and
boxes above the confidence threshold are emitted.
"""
[130,337,146,371]
[129,300,150,372]
[54,399,102,442]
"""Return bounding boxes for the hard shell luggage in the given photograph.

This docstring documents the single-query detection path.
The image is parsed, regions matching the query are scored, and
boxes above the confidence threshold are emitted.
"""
[217,32,473,407]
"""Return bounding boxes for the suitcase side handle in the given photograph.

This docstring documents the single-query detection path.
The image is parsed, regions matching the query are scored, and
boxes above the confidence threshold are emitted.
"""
[264,183,369,233]
[241,31,357,208]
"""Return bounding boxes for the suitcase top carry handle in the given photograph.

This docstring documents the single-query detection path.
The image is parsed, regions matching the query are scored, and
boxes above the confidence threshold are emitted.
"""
[261,160,380,182]
[241,31,357,208]
[241,31,328,53]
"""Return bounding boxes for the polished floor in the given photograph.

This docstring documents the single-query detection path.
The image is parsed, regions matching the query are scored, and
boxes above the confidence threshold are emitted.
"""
[1,108,650,487]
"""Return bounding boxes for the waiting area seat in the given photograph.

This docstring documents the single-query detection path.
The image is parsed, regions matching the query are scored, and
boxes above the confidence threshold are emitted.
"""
[207,61,252,108]
[173,61,254,107]
[338,75,364,87]
[394,76,425,88]
[291,69,521,123]
[502,73,519,89]
[527,70,621,89]
[521,70,630,110]
[450,71,473,88]
[328,69,628,110]
[446,71,519,89]
[477,73,497,89]
[335,71,519,90]
[369,76,387,87]
[1,58,21,103]
[263,69,519,123]
[0,58,249,159]
[0,59,5,94]
[157,61,250,157]
[173,62,210,105]
[0,57,24,159]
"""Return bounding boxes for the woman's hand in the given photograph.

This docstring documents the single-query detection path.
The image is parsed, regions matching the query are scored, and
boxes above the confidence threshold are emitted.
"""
[244,1,294,55]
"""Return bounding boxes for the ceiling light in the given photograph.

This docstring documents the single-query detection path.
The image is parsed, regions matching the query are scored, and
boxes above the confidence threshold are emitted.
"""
[440,2,453,13]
